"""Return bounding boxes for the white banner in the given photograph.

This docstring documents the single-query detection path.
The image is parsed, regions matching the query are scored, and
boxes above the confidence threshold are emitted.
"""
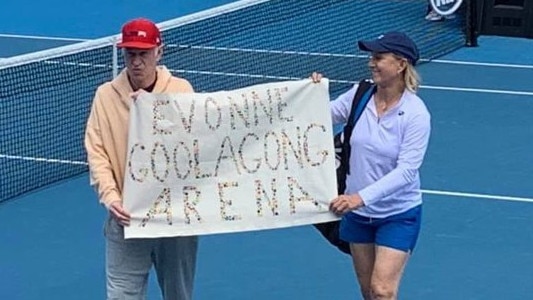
[123,79,338,238]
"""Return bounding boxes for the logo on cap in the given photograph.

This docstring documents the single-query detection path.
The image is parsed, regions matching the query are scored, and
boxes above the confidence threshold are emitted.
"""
[117,18,161,49]
[429,0,463,16]
[124,30,147,38]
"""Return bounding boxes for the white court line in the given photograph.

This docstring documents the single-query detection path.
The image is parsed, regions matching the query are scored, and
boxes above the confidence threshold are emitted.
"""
[425,59,533,70]
[0,154,88,165]
[420,85,533,96]
[422,189,533,203]
[0,33,89,42]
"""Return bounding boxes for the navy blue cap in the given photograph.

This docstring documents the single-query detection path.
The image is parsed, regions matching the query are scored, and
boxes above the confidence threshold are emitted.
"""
[358,32,420,65]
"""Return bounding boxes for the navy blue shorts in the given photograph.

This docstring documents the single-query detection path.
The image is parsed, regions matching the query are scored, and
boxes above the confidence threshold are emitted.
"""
[339,205,422,253]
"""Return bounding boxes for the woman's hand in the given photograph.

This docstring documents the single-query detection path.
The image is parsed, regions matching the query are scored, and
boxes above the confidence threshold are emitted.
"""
[311,72,323,83]
[329,194,364,215]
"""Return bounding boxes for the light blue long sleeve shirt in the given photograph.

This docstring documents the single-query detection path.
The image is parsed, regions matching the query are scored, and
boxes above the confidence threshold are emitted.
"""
[330,83,431,218]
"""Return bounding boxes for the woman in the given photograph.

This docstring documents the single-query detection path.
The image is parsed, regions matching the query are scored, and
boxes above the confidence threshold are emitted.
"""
[312,31,431,300]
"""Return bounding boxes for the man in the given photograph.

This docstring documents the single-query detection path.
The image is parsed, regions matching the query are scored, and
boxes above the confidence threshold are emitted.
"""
[85,18,198,300]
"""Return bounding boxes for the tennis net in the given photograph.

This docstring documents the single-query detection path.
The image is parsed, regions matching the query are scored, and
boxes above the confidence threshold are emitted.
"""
[0,0,475,202]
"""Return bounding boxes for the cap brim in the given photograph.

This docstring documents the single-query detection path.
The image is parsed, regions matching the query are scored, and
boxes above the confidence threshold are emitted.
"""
[358,40,389,53]
[117,41,158,49]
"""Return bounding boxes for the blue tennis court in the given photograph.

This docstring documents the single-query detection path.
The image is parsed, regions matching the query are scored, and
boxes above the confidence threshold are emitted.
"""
[1,1,533,299]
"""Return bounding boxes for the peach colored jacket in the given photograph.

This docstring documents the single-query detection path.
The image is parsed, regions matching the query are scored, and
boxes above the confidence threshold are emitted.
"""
[84,66,194,208]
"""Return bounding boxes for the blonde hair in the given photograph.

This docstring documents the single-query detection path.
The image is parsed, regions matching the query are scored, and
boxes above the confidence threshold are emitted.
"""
[403,63,421,93]
[392,54,421,93]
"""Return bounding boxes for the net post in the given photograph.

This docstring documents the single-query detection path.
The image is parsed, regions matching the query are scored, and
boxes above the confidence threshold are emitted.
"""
[465,0,479,47]
[112,37,119,78]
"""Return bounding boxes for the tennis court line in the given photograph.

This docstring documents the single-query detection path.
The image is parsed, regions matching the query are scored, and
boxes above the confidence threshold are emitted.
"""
[420,85,533,96]
[422,189,533,203]
[426,59,533,70]
[0,154,88,165]
[0,33,89,42]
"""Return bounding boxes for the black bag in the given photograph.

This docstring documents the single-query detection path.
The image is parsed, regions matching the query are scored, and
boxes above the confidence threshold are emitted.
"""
[313,79,374,255]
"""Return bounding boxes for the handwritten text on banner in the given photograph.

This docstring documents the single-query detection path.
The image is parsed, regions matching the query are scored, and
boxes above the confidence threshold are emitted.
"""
[123,79,338,238]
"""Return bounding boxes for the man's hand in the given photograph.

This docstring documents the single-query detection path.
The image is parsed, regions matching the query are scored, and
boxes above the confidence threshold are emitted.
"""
[108,201,131,226]
[129,90,146,102]
[329,194,364,215]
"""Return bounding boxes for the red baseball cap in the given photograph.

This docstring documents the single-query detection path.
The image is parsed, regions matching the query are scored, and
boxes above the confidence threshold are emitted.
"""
[117,18,161,49]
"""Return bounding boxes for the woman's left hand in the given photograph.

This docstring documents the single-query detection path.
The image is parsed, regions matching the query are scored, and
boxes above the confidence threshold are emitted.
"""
[329,194,364,215]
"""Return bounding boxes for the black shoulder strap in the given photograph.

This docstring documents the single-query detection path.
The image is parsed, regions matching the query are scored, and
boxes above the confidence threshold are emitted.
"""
[344,79,373,138]
[341,79,373,178]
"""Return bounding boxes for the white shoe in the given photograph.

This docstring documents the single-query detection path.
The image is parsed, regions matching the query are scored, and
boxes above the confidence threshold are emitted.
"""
[425,10,443,21]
